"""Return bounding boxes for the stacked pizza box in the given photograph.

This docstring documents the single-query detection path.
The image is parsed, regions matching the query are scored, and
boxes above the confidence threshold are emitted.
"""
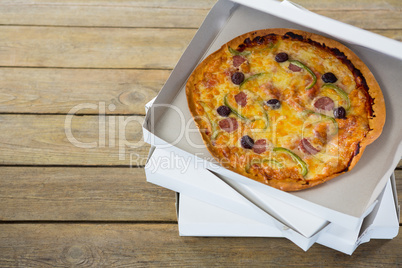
[142,0,401,254]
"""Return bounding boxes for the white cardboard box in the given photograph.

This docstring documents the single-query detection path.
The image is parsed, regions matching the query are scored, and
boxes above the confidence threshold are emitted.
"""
[145,146,399,254]
[142,0,401,253]
[177,175,399,255]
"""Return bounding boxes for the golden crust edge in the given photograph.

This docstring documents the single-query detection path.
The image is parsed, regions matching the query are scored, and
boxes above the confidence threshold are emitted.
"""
[185,28,386,191]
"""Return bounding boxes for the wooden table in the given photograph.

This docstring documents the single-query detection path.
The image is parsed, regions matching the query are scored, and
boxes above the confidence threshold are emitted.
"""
[0,0,400,266]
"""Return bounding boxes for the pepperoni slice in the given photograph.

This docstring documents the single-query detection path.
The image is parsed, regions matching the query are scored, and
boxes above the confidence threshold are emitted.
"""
[218,117,238,133]
[314,97,334,111]
[288,63,302,72]
[235,92,247,107]
[253,139,267,154]
[299,138,320,155]
[233,55,246,67]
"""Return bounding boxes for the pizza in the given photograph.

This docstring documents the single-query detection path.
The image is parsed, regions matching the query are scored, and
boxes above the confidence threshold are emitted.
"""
[185,29,385,191]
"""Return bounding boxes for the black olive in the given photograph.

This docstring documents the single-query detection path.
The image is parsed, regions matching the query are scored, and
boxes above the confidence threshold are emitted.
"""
[275,52,288,63]
[266,99,281,109]
[241,135,254,149]
[217,105,231,117]
[322,72,338,83]
[333,107,346,119]
[231,72,245,85]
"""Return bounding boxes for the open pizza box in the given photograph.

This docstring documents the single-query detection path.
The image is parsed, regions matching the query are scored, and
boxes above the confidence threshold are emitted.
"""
[142,0,401,253]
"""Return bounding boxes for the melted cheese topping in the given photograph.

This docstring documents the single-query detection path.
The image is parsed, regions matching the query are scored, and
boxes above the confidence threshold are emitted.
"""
[189,37,370,190]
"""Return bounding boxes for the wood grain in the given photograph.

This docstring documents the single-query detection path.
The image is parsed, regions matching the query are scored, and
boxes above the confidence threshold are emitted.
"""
[0,26,398,70]
[316,10,402,29]
[0,166,399,222]
[0,115,149,165]
[0,167,176,221]
[0,224,400,267]
[0,0,217,9]
[0,4,399,30]
[0,26,195,69]
[0,0,400,10]
[0,5,208,28]
[0,68,168,114]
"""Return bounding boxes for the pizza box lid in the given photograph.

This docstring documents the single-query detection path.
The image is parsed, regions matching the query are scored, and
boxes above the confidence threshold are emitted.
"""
[142,0,401,226]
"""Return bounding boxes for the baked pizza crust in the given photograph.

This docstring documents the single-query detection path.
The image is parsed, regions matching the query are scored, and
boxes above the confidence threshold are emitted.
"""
[186,28,385,191]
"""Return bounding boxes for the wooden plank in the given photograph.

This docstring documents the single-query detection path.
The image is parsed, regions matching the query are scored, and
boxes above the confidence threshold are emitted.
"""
[0,224,400,267]
[0,166,398,222]
[1,0,217,9]
[1,0,400,10]
[0,167,176,221]
[0,4,399,30]
[0,26,195,69]
[315,10,402,29]
[0,68,168,115]
[0,5,208,28]
[0,27,399,69]
[0,115,149,165]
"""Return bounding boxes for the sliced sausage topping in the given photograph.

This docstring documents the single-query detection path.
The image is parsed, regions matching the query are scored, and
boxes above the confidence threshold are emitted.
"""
[233,55,246,67]
[235,92,247,107]
[314,97,334,111]
[299,138,320,155]
[253,139,267,154]
[288,63,302,72]
[218,117,238,133]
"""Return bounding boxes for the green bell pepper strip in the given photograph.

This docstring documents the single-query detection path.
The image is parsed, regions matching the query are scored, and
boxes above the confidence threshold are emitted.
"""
[288,60,317,90]
[273,147,308,177]
[245,158,283,173]
[261,105,269,129]
[199,102,219,140]
[302,109,338,135]
[321,83,350,110]
[239,73,265,89]
[303,110,337,125]
[223,94,250,122]
[228,46,251,57]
